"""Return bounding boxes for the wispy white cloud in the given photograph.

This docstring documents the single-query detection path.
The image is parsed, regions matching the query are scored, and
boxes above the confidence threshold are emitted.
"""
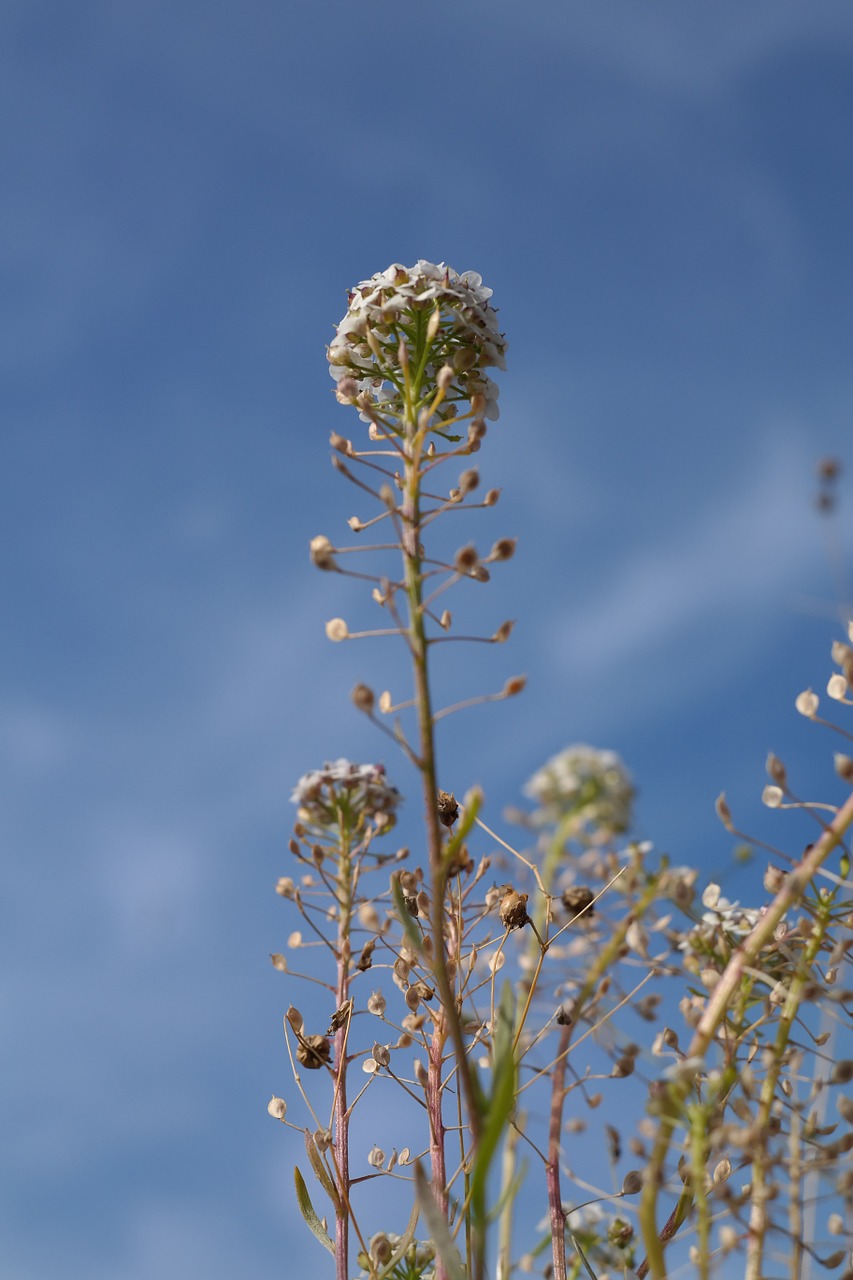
[553,427,821,675]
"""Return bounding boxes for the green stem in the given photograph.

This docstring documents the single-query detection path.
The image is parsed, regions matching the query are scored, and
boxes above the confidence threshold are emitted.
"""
[399,374,483,1279]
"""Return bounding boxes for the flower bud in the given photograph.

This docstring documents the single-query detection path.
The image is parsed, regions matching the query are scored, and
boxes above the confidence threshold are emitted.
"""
[325,618,349,642]
[309,535,337,570]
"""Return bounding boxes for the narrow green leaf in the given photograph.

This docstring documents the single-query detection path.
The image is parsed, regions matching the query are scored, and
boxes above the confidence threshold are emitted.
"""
[571,1234,600,1280]
[303,1129,341,1213]
[294,1166,335,1256]
[413,1162,467,1280]
[391,873,423,953]
[469,982,517,1227]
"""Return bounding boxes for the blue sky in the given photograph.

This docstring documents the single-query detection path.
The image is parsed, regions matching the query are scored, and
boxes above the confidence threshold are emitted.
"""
[4,2,853,1276]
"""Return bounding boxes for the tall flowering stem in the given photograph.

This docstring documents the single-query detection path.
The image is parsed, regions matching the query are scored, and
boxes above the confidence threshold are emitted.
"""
[325,262,509,1280]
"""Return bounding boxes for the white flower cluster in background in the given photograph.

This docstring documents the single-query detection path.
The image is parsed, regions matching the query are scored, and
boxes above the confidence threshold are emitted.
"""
[524,743,634,835]
[290,758,401,829]
[328,260,507,425]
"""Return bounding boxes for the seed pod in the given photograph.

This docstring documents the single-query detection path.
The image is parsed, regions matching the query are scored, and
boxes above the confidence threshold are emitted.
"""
[499,887,530,931]
[562,885,595,918]
[296,1034,332,1069]
[437,791,459,828]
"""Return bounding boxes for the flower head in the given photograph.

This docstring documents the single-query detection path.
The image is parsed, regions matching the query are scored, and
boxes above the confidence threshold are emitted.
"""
[524,744,634,836]
[328,261,507,426]
[290,759,401,830]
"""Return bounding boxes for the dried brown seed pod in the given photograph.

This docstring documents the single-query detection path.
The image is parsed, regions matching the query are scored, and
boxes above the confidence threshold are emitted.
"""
[437,790,459,828]
[499,887,530,931]
[296,1034,332,1069]
[561,886,595,918]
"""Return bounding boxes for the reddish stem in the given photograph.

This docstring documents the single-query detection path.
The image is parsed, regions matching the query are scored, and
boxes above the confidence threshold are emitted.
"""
[547,1023,572,1280]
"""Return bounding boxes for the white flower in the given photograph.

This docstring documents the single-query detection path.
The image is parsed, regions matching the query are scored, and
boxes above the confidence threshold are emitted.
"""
[328,261,506,425]
[524,744,634,834]
[291,759,401,829]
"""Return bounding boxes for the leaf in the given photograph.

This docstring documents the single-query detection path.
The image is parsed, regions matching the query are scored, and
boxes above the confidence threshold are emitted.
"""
[571,1234,600,1280]
[413,1162,467,1280]
[304,1129,341,1213]
[469,982,517,1230]
[391,873,423,953]
[293,1166,335,1256]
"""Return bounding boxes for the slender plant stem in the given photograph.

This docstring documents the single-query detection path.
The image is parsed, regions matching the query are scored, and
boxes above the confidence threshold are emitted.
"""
[334,831,353,1280]
[399,382,483,1279]
[546,1022,572,1280]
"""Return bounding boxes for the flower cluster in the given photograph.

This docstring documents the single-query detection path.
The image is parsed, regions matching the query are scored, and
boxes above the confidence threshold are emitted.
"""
[679,882,799,988]
[290,759,401,830]
[328,261,507,425]
[355,1233,436,1280]
[524,744,634,835]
